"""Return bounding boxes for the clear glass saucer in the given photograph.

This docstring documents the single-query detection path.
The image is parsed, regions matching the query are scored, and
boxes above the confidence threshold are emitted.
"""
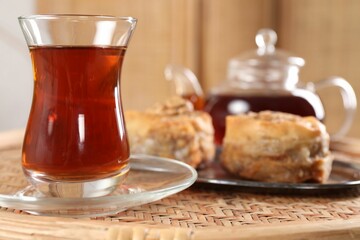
[0,147,197,217]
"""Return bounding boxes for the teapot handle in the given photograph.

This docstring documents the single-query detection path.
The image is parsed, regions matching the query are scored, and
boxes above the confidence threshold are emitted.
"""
[164,64,205,110]
[312,76,357,140]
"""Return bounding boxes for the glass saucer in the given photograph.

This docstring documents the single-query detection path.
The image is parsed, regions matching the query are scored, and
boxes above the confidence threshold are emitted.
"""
[0,147,197,217]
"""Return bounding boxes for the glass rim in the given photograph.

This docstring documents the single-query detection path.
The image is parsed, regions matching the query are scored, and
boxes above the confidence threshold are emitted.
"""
[18,14,137,22]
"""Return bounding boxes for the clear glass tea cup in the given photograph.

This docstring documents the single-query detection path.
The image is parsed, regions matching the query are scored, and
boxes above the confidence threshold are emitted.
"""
[18,14,137,198]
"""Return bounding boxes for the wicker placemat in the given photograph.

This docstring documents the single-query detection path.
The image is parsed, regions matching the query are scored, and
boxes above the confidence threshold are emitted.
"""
[92,186,360,228]
[1,130,360,239]
[0,145,360,228]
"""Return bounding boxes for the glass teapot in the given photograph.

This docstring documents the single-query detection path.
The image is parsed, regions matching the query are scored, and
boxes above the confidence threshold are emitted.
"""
[165,29,357,145]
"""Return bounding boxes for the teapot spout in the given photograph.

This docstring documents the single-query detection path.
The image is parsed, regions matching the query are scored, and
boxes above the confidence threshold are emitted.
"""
[164,64,205,110]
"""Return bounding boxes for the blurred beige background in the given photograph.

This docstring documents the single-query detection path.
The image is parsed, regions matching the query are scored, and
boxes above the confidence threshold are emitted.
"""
[0,0,34,132]
[0,0,359,138]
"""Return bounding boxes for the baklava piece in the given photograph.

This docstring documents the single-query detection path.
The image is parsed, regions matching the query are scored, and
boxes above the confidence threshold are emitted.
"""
[221,111,333,183]
[125,97,215,168]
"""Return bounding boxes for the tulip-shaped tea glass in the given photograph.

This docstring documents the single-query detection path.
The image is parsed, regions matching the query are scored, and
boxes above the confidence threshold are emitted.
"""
[18,15,137,198]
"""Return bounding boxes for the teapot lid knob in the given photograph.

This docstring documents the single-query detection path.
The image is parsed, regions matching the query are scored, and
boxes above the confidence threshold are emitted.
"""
[255,28,277,54]
[226,28,305,88]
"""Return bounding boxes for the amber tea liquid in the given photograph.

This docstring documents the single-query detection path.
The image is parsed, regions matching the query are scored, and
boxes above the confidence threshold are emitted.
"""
[22,46,130,181]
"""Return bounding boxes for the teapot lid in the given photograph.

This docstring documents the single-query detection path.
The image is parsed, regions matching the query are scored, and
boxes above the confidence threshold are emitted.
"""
[227,29,305,87]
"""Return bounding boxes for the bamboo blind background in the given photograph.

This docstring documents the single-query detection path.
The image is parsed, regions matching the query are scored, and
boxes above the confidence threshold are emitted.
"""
[36,0,360,138]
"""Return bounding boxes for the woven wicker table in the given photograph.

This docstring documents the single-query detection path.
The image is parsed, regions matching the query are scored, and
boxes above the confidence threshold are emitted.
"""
[0,130,360,240]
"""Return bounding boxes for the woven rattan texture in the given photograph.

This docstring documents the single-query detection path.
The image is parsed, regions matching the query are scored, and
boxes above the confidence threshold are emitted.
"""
[92,187,360,228]
[1,145,360,228]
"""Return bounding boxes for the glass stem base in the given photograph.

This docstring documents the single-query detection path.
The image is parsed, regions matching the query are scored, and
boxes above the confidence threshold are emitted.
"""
[23,166,130,198]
